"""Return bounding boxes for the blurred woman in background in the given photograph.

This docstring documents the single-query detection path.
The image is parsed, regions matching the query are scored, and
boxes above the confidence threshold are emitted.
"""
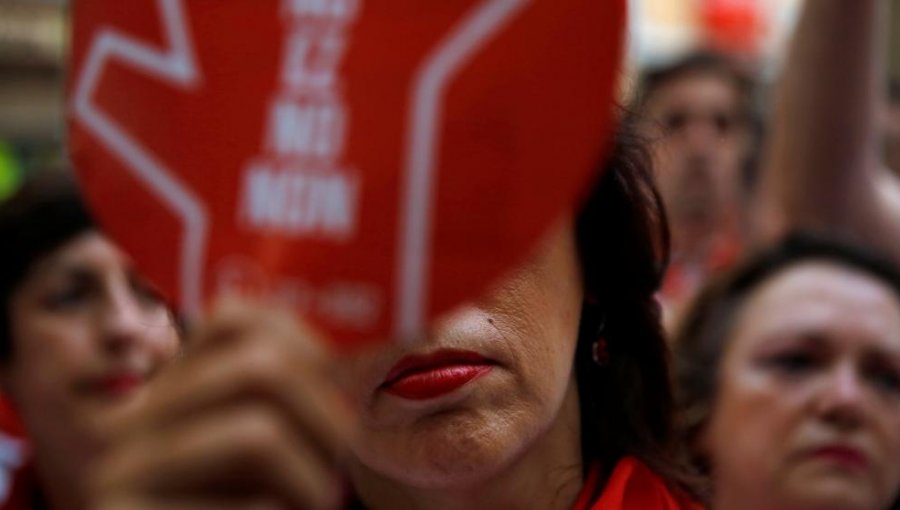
[0,171,180,509]
[676,234,900,510]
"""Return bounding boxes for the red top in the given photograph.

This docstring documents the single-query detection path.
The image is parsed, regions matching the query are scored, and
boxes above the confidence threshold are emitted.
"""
[0,396,32,510]
[573,457,704,510]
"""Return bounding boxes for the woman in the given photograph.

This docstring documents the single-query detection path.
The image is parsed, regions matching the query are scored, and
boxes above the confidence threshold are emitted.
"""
[0,171,181,509]
[89,124,702,509]
[675,234,900,510]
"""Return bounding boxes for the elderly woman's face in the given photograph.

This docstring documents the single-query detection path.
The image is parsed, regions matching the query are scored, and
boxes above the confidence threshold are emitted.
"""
[5,231,179,452]
[340,217,584,489]
[705,262,900,510]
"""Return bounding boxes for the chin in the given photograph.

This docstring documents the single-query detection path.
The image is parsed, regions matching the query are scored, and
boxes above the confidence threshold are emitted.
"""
[353,407,535,490]
[781,478,881,510]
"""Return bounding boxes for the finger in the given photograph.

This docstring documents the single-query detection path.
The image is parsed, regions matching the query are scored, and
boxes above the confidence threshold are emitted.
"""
[194,297,327,359]
[113,332,355,462]
[95,405,344,510]
[95,495,284,510]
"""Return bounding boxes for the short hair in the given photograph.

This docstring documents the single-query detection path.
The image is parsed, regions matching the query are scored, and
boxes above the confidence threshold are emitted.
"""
[674,232,900,473]
[0,170,95,362]
[635,51,756,117]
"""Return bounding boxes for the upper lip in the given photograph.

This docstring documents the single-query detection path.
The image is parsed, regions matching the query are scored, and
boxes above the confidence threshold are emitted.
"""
[380,349,494,388]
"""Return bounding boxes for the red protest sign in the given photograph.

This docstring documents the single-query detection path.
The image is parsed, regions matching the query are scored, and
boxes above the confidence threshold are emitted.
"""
[68,0,626,348]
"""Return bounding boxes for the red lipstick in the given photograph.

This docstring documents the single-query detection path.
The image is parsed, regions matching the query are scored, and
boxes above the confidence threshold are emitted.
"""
[809,445,868,470]
[95,373,144,397]
[381,350,494,400]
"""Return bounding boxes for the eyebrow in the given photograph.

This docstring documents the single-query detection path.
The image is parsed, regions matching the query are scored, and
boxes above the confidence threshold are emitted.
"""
[758,330,900,361]
[34,264,101,285]
[27,254,122,285]
[749,330,830,357]
[757,329,830,347]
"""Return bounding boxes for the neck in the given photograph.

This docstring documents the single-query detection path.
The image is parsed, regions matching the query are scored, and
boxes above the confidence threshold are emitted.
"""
[26,411,100,510]
[32,438,91,510]
[352,381,584,510]
[670,210,740,263]
[713,478,798,510]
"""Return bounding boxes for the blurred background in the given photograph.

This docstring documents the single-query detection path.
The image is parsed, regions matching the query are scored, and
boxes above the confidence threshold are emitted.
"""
[1,0,900,198]
[0,0,65,200]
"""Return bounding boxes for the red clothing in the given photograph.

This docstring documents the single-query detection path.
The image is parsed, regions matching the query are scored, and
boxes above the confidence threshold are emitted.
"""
[573,457,703,510]
[0,396,32,510]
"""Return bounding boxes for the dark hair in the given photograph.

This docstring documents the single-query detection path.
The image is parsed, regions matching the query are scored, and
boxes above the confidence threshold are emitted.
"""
[574,115,698,498]
[674,232,900,475]
[636,51,756,117]
[0,170,95,362]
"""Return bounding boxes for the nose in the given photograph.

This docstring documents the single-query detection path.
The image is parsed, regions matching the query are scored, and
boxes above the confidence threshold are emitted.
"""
[683,119,728,153]
[815,363,866,431]
[98,285,159,355]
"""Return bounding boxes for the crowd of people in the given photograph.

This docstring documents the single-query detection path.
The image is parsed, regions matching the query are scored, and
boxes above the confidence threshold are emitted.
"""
[0,0,899,509]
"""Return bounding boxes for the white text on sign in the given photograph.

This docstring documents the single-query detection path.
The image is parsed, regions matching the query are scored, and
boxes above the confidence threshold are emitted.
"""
[242,163,358,238]
[239,0,361,239]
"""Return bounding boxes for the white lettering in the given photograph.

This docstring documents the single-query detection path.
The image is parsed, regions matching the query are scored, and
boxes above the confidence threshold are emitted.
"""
[281,30,345,92]
[317,282,380,328]
[282,0,360,21]
[213,258,380,330]
[241,164,359,238]
[241,1,361,242]
[268,99,346,159]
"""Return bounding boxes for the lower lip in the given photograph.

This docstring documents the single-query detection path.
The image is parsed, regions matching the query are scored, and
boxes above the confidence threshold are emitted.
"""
[810,448,868,470]
[382,365,493,400]
[97,376,144,397]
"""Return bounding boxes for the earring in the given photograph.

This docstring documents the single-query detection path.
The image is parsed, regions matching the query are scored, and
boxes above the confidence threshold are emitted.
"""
[591,314,609,367]
[592,338,610,366]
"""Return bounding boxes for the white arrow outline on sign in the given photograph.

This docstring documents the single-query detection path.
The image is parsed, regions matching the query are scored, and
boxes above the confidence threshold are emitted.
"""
[71,0,532,335]
[397,0,532,338]
[72,0,207,317]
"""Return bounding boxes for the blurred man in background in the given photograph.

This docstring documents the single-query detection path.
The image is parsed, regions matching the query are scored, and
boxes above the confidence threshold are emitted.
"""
[634,52,759,329]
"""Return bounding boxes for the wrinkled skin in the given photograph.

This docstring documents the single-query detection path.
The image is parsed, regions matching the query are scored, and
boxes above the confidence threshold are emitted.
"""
[705,262,900,510]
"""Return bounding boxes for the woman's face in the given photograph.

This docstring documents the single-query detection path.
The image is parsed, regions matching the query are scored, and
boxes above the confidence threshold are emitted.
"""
[4,231,179,454]
[705,262,900,510]
[341,217,585,491]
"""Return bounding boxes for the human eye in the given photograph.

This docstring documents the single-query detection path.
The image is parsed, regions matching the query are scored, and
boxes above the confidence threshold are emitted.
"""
[663,112,687,133]
[763,349,819,376]
[42,281,91,311]
[866,363,900,396]
[714,112,737,136]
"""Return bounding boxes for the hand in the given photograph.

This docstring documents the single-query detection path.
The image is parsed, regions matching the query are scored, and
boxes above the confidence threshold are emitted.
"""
[89,298,356,510]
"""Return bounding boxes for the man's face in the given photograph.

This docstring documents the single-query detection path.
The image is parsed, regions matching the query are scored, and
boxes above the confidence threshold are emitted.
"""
[639,71,750,231]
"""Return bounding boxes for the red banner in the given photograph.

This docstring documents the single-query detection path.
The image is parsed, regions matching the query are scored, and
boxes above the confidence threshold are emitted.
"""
[69,0,626,348]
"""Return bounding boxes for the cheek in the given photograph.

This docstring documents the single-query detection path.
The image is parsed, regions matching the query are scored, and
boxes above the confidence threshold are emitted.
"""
[519,328,577,403]
[495,305,579,411]
[11,314,92,378]
[875,405,900,490]
[150,324,181,361]
[5,321,90,420]
[707,369,800,481]
[650,143,679,176]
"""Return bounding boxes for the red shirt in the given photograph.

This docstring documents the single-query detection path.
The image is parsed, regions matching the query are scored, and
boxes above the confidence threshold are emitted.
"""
[573,457,703,510]
[0,396,32,510]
